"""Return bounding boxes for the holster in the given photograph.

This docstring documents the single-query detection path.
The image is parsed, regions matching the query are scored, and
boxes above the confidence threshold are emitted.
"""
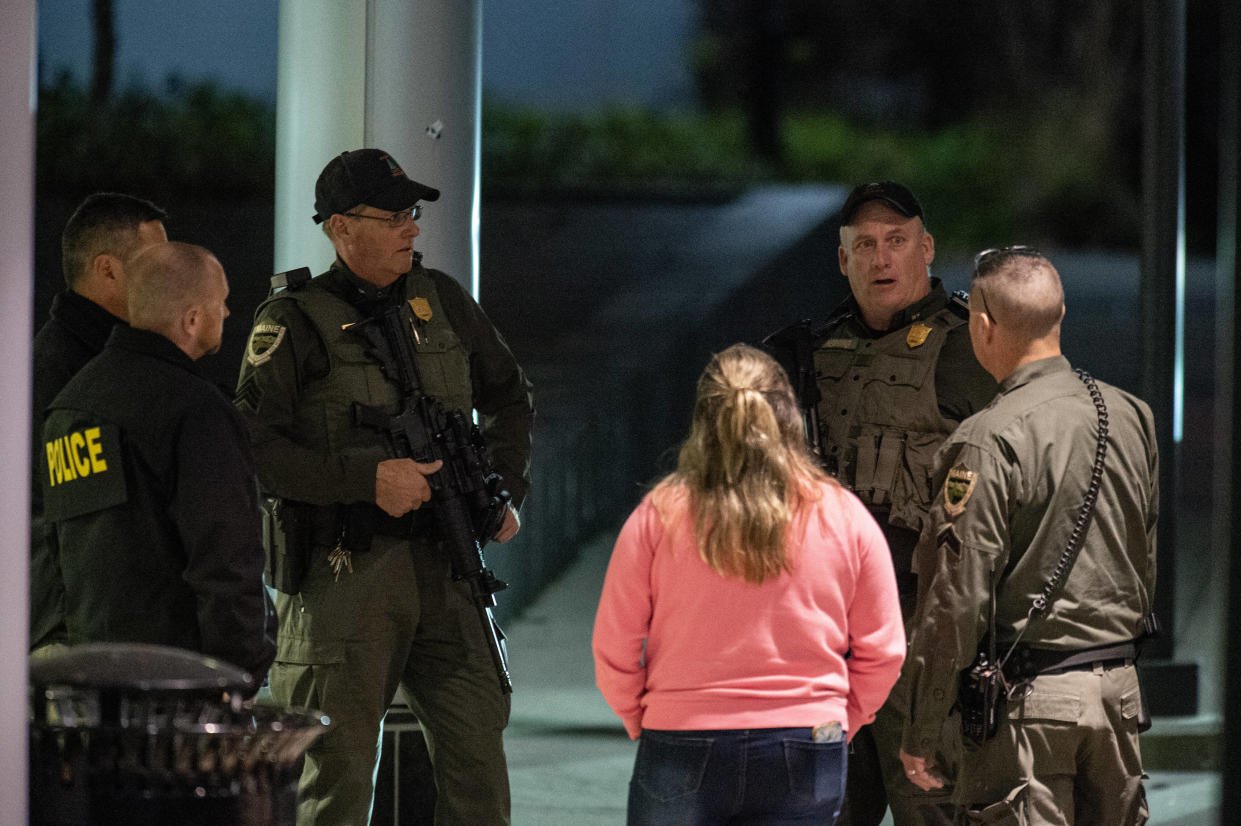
[260,496,315,595]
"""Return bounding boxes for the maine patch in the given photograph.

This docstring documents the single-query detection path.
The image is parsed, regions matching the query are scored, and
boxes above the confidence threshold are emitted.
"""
[943,463,978,518]
[246,323,287,366]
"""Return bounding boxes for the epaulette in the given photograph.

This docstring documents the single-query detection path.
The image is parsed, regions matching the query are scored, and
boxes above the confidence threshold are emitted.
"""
[269,266,312,296]
[948,289,971,320]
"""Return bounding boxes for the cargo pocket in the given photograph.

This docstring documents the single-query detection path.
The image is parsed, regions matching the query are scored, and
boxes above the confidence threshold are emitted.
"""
[1120,686,1151,734]
[1011,688,1082,724]
[274,633,346,666]
[962,781,1029,825]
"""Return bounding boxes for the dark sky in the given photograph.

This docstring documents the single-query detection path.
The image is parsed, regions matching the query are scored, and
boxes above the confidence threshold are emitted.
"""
[37,0,697,110]
[38,0,280,100]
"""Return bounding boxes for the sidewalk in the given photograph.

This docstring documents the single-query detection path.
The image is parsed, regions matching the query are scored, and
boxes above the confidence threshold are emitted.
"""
[501,533,1221,825]
[505,534,631,825]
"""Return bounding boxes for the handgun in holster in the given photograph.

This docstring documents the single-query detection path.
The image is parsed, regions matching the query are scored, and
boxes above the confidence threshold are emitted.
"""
[260,495,315,595]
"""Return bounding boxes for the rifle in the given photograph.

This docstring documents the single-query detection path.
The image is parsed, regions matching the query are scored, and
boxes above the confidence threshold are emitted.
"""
[347,303,514,694]
[761,319,823,459]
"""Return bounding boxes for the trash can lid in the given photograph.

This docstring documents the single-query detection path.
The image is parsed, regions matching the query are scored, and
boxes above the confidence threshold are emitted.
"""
[29,643,253,694]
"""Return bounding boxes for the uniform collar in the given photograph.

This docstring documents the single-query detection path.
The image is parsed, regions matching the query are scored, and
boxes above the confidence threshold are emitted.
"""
[327,258,411,310]
[999,354,1072,395]
[49,290,126,350]
[105,325,201,375]
[849,278,948,336]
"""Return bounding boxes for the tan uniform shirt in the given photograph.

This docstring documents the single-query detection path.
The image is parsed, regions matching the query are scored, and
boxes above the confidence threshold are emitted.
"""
[902,355,1158,757]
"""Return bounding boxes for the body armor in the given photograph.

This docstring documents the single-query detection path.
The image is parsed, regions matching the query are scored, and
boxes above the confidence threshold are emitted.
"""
[272,266,474,456]
[813,305,965,537]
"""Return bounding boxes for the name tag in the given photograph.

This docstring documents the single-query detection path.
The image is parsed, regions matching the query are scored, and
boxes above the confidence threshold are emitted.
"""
[43,421,128,521]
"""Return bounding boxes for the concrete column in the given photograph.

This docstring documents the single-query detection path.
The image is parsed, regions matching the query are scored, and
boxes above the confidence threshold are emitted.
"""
[1220,0,1241,812]
[1140,0,1186,670]
[0,2,35,823]
[275,0,481,296]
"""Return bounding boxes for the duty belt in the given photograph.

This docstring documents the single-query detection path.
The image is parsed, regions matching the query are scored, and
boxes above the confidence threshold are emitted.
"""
[1007,640,1139,680]
[343,502,437,542]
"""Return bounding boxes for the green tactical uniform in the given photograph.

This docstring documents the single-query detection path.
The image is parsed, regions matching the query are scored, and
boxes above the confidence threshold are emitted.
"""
[902,355,1157,825]
[236,259,534,825]
[812,280,997,826]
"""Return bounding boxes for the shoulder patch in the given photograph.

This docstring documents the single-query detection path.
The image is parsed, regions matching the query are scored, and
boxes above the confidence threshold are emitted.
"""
[43,421,128,521]
[246,323,287,366]
[942,463,978,518]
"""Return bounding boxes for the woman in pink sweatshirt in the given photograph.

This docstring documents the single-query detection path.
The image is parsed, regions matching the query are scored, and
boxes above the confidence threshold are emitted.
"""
[593,343,906,825]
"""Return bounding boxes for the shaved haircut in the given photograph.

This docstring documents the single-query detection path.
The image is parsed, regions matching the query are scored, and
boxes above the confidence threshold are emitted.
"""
[127,242,221,332]
[972,248,1065,340]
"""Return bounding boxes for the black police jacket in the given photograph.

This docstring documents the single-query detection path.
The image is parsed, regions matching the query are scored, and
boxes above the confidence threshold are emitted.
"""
[42,325,275,681]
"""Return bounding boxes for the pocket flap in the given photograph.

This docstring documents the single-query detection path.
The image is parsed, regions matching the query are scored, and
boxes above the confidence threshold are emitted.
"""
[1014,690,1081,723]
[276,634,346,665]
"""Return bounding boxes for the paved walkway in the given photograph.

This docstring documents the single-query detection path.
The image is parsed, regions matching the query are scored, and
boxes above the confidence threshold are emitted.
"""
[502,532,1220,825]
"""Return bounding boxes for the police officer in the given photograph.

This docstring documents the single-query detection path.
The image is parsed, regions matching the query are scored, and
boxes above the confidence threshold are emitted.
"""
[235,148,534,825]
[899,247,1156,825]
[767,181,997,825]
[41,241,275,682]
[31,192,168,654]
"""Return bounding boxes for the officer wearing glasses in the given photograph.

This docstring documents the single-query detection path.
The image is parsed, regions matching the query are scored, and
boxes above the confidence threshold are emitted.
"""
[236,148,534,824]
[766,181,998,826]
[899,247,1157,825]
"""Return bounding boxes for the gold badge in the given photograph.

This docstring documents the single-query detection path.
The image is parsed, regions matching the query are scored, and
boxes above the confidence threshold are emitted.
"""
[943,464,977,518]
[409,297,433,321]
[907,323,932,348]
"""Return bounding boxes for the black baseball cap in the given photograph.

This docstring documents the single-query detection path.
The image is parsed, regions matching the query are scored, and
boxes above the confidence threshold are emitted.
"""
[839,181,924,226]
[313,148,440,224]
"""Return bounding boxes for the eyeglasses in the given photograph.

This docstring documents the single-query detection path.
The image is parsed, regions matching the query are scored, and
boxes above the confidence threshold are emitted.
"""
[971,246,1045,326]
[972,245,1042,278]
[972,284,1001,326]
[345,204,422,227]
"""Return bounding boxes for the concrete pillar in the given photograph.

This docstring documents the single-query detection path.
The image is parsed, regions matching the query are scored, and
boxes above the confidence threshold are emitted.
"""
[1140,0,1188,687]
[1220,0,1241,811]
[275,0,481,296]
[0,2,35,823]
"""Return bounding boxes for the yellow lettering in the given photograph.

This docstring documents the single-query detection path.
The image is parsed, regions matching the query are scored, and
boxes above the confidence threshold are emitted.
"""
[70,432,90,477]
[85,427,108,474]
[60,436,76,481]
[45,441,59,486]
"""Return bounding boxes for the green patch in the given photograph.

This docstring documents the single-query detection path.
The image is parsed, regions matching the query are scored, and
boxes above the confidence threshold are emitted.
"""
[943,464,978,518]
[246,323,286,366]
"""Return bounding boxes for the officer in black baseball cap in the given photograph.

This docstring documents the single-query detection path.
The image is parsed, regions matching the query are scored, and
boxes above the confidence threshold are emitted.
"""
[312,148,440,224]
[238,144,534,825]
[762,177,996,825]
[838,180,924,227]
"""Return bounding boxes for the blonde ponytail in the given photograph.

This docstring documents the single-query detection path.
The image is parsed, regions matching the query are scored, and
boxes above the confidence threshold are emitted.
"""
[661,343,833,584]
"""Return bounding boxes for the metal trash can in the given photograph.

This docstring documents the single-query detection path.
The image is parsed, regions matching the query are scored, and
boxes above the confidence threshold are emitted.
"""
[30,643,329,826]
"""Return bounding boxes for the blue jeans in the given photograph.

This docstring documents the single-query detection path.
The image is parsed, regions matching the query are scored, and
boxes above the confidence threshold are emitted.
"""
[628,727,847,825]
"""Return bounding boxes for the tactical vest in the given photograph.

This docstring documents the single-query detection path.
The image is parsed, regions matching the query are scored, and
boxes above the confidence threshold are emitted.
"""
[813,306,964,536]
[272,267,474,456]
